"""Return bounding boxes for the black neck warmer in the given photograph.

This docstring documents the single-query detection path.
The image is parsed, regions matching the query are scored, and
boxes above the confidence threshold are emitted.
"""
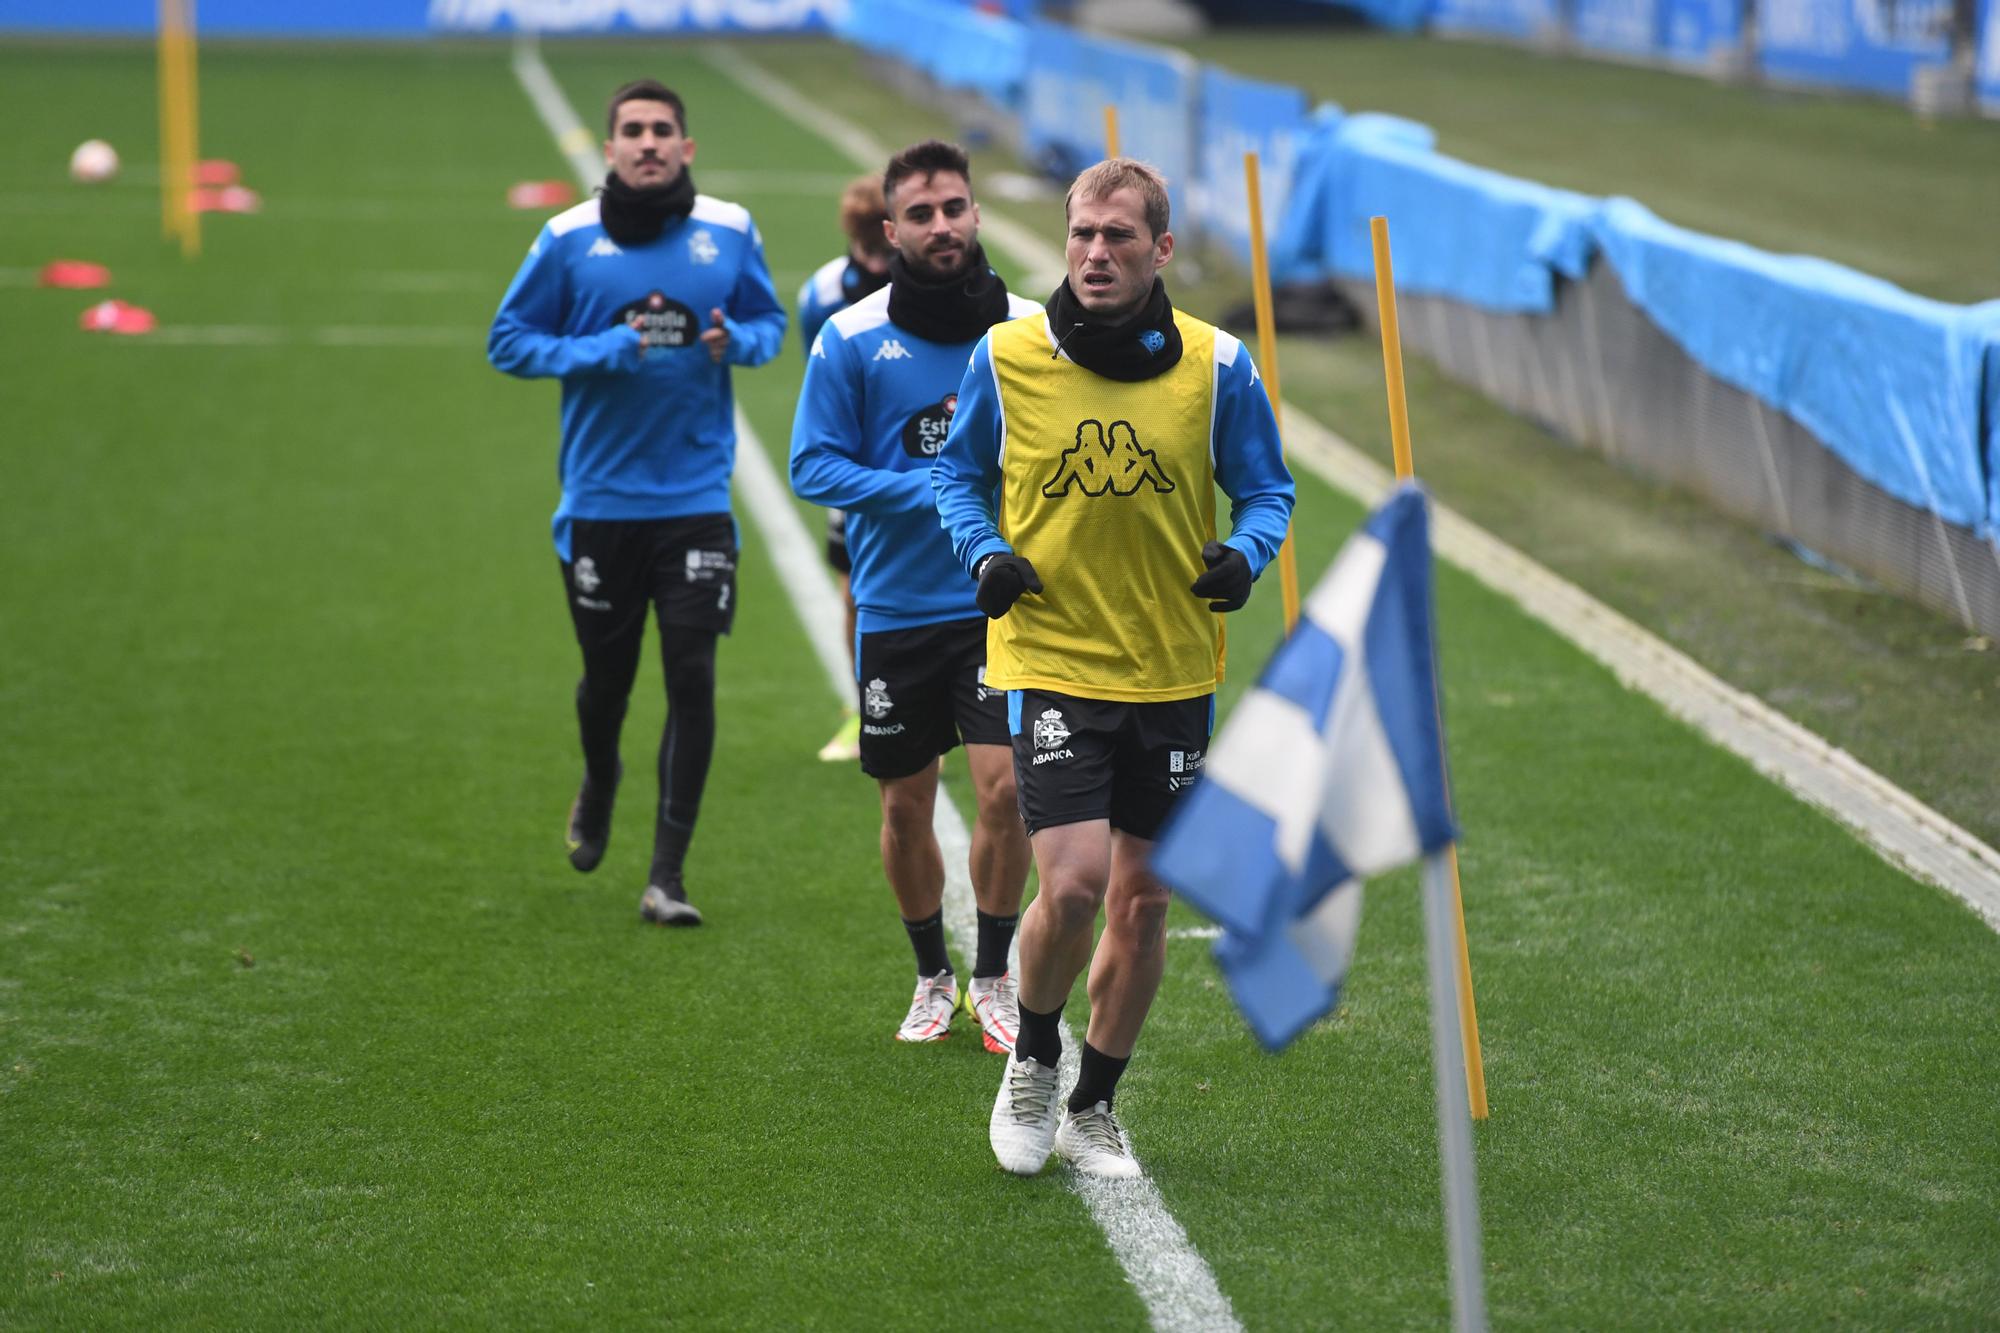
[887,244,1013,345]
[598,169,697,248]
[1045,277,1182,382]
[841,258,890,306]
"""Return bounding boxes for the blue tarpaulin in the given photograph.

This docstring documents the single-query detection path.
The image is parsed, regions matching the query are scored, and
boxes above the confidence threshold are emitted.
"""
[1281,0,1432,30]
[1756,0,1954,95]
[1592,198,2000,536]
[1272,114,1595,313]
[1193,68,1314,265]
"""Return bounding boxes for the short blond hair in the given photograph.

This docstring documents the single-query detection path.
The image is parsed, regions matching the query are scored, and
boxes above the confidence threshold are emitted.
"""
[837,174,889,251]
[1064,158,1170,239]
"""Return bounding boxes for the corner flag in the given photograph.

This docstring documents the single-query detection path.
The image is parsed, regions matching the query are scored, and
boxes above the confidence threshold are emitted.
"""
[1152,483,1456,1049]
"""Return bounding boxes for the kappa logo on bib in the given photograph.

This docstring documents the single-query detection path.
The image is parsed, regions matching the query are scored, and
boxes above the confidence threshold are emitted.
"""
[1041,419,1176,498]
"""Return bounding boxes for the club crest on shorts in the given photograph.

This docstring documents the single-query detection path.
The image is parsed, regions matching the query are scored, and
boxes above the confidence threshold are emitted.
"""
[864,677,893,720]
[1033,708,1070,750]
[573,556,601,593]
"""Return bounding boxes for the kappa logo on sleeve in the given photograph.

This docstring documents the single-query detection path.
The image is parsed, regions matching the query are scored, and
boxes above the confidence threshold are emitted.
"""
[1040,419,1176,498]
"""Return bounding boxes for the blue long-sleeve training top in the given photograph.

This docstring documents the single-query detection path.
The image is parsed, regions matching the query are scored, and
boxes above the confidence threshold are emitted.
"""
[789,286,1042,639]
[488,194,786,559]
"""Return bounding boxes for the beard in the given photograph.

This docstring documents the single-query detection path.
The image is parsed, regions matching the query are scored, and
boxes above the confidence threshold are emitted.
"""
[903,242,970,283]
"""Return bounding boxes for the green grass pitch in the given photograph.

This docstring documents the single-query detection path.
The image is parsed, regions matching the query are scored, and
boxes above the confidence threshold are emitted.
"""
[1,35,1997,1328]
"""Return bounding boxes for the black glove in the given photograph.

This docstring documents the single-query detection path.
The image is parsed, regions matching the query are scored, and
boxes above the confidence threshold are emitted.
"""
[1190,540,1252,612]
[976,553,1043,619]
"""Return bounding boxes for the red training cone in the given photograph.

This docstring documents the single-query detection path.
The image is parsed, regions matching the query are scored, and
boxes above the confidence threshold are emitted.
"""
[79,299,158,335]
[41,260,112,289]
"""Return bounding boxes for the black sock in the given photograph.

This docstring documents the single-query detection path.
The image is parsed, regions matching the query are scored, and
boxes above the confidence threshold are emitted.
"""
[649,813,693,893]
[1016,1000,1064,1069]
[575,677,630,790]
[1067,1042,1131,1113]
[973,909,1019,979]
[902,910,951,977]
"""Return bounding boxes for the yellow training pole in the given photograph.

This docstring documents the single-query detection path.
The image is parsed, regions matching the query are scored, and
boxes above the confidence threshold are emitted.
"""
[1242,152,1300,632]
[1370,215,1488,1121]
[1103,104,1120,159]
[157,0,200,258]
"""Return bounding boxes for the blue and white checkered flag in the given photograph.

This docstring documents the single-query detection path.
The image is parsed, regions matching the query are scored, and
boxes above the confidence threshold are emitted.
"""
[1152,484,1456,1050]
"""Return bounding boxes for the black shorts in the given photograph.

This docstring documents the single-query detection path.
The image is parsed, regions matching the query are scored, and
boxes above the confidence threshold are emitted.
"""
[1008,688,1215,840]
[856,617,1009,780]
[560,514,739,645]
[825,508,851,576]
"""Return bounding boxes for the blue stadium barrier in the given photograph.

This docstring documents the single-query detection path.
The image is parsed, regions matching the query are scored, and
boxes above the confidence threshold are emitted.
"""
[1592,199,2000,537]
[1020,20,1199,225]
[1657,0,1744,66]
[841,0,1029,106]
[1273,114,1596,313]
[0,0,841,34]
[1572,0,1662,57]
[1755,0,1955,95]
[1427,0,1563,43]
[1981,0,2000,113]
[1282,0,1433,31]
[1192,68,1314,265]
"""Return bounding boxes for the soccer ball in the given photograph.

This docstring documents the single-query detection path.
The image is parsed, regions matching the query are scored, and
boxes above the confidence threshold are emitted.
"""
[69,140,119,184]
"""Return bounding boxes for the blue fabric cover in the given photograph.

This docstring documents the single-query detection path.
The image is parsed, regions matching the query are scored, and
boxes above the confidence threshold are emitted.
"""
[1194,68,1314,265]
[1572,0,1661,55]
[1020,20,1198,223]
[1428,0,1562,39]
[1592,198,2000,536]
[1272,113,1594,313]
[1981,0,2000,111]
[1658,0,1743,64]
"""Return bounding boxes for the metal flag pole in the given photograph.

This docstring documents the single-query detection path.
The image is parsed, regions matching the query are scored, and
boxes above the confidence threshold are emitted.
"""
[1243,151,1302,633]
[1422,850,1489,1332]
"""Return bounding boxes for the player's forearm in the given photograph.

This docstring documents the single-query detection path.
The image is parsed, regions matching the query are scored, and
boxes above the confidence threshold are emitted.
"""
[487,322,639,379]
[722,311,786,368]
[1221,490,1295,577]
[791,451,932,515]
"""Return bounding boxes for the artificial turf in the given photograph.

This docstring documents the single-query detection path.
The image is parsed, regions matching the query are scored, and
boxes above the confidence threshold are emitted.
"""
[1,35,1996,1329]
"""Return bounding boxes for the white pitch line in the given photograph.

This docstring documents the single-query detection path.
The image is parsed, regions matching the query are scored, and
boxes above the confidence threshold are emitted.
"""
[700,42,2000,933]
[512,35,1243,1332]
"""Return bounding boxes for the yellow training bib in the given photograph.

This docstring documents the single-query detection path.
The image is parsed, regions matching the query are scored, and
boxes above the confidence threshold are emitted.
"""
[982,309,1227,702]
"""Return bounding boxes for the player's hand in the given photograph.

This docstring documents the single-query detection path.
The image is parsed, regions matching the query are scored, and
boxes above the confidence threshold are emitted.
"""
[1190,540,1252,612]
[699,307,730,363]
[627,313,649,356]
[976,553,1043,619]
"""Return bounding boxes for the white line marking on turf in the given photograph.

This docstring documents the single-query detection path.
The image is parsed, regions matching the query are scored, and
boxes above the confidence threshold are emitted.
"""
[707,43,2000,932]
[512,34,1243,1331]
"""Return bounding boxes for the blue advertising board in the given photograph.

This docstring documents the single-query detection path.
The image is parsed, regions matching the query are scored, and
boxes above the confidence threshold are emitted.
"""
[0,0,844,34]
[1021,21,1197,228]
[1981,0,2000,112]
[1571,0,1658,57]
[1757,0,1953,96]
[1192,68,1312,265]
[1427,0,1562,41]
[1657,0,1742,66]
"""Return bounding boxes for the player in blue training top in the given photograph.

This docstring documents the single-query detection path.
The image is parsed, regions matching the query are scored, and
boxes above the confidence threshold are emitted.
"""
[488,78,786,929]
[795,176,892,764]
[935,159,1294,1179]
[789,140,1040,1054]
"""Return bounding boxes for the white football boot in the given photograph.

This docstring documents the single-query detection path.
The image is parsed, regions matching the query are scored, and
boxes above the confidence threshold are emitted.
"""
[894,970,958,1043]
[989,1052,1063,1175]
[1054,1101,1142,1179]
[966,973,1020,1055]
[639,883,702,927]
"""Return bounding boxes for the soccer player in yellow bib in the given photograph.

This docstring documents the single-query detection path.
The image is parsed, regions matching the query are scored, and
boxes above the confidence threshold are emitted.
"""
[934,159,1295,1177]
